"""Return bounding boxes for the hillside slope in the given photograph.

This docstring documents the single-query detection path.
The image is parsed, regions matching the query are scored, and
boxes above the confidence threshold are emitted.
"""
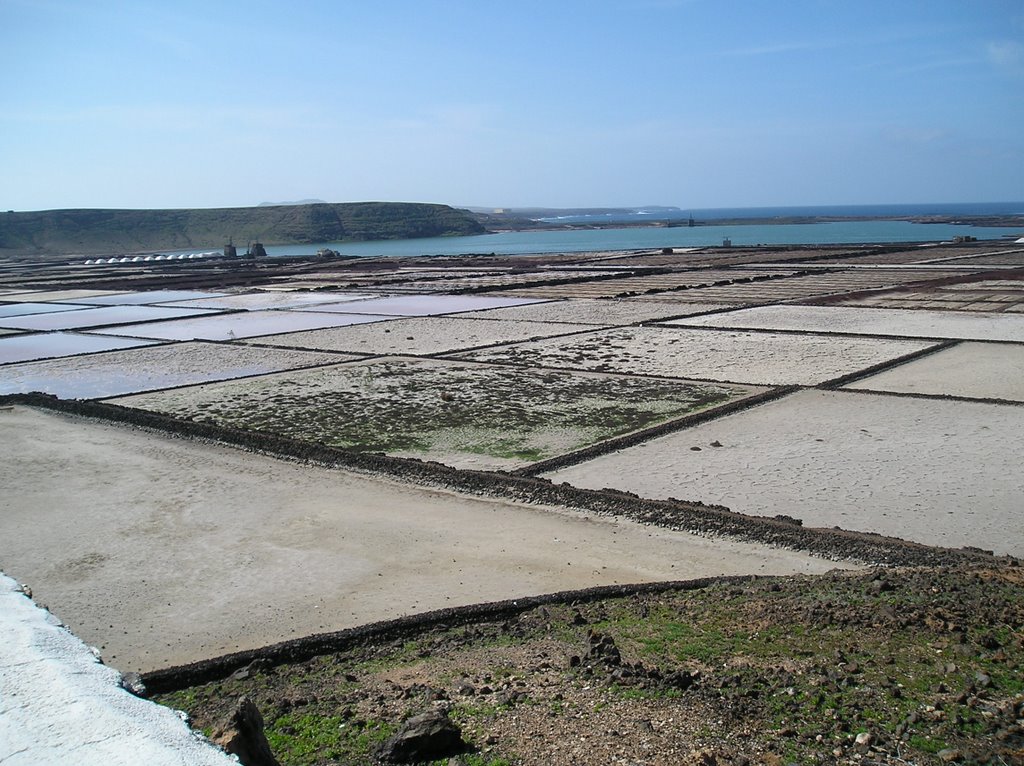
[0,202,485,256]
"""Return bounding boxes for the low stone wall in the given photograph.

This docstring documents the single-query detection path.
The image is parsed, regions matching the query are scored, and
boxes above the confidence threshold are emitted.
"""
[141,574,757,694]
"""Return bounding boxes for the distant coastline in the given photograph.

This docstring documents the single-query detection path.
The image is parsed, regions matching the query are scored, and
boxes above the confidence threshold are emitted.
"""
[471,202,1024,233]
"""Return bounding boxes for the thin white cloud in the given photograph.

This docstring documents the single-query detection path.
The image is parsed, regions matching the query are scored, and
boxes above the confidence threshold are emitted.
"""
[721,39,840,57]
[987,40,1024,76]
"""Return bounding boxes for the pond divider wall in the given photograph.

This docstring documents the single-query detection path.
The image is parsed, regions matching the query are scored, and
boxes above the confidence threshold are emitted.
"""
[140,574,759,693]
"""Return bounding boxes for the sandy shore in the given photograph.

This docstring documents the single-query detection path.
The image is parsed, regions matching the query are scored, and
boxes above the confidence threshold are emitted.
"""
[0,406,843,673]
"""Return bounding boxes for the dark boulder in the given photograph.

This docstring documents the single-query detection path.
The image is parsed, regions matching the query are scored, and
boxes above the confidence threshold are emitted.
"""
[378,709,466,763]
[210,696,281,766]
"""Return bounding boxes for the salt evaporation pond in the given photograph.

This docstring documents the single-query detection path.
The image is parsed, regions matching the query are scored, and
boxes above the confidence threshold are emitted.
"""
[0,305,219,332]
[292,294,547,317]
[0,332,158,365]
[0,341,351,399]
[545,389,1024,557]
[161,291,373,311]
[458,325,936,386]
[0,302,95,319]
[672,305,1024,342]
[61,290,230,306]
[845,342,1024,402]
[0,289,129,303]
[87,309,397,341]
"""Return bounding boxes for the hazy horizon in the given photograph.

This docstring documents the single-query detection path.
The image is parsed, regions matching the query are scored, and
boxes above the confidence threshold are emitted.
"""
[3,1,1022,212]
[7,200,1024,215]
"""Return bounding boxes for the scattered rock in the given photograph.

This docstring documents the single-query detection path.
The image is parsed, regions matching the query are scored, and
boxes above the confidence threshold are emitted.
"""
[210,696,281,766]
[377,709,466,763]
[120,671,147,697]
[229,658,273,681]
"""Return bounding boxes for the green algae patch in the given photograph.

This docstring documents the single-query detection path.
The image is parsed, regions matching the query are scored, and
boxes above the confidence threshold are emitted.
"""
[111,357,755,469]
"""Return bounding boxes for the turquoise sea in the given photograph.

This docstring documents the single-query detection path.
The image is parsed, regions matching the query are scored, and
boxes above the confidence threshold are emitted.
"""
[260,219,1023,259]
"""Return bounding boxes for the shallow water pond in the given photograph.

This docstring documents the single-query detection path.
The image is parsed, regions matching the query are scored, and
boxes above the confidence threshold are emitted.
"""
[0,332,158,365]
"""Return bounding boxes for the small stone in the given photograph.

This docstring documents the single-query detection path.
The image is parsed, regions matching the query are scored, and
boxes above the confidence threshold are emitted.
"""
[854,732,873,748]
[937,748,962,762]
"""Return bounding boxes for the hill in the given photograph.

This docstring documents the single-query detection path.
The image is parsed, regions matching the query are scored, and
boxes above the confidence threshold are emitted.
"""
[0,202,485,256]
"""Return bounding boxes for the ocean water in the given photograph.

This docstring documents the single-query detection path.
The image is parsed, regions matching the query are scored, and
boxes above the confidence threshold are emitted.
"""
[537,201,1024,225]
[257,218,1023,259]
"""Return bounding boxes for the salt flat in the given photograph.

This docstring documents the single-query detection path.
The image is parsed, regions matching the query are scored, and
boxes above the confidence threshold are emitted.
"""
[671,304,1024,341]
[109,358,757,470]
[546,389,1024,557]
[457,325,934,385]
[0,304,218,332]
[251,315,586,355]
[291,294,546,316]
[0,406,841,672]
[86,309,396,341]
[0,341,351,399]
[844,342,1024,401]
[0,332,158,364]
[452,297,733,325]
[161,290,373,311]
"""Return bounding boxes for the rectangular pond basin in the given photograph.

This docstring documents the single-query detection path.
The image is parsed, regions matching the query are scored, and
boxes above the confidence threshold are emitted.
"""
[670,305,1024,342]
[544,389,1024,557]
[0,302,97,319]
[109,356,762,471]
[58,290,231,305]
[290,294,546,317]
[0,290,131,303]
[0,341,354,399]
[161,291,375,311]
[456,325,936,386]
[86,310,396,341]
[844,342,1024,402]
[0,305,221,332]
[0,332,159,365]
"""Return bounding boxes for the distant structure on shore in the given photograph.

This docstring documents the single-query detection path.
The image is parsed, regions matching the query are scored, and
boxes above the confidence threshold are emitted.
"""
[223,238,237,258]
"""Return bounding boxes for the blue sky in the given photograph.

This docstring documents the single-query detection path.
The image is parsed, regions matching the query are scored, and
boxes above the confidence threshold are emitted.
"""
[2,0,1022,211]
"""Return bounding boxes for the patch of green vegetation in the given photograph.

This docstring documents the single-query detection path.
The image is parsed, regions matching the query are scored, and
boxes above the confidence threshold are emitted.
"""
[124,360,748,464]
[265,712,394,765]
[154,567,1024,765]
[908,734,947,754]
